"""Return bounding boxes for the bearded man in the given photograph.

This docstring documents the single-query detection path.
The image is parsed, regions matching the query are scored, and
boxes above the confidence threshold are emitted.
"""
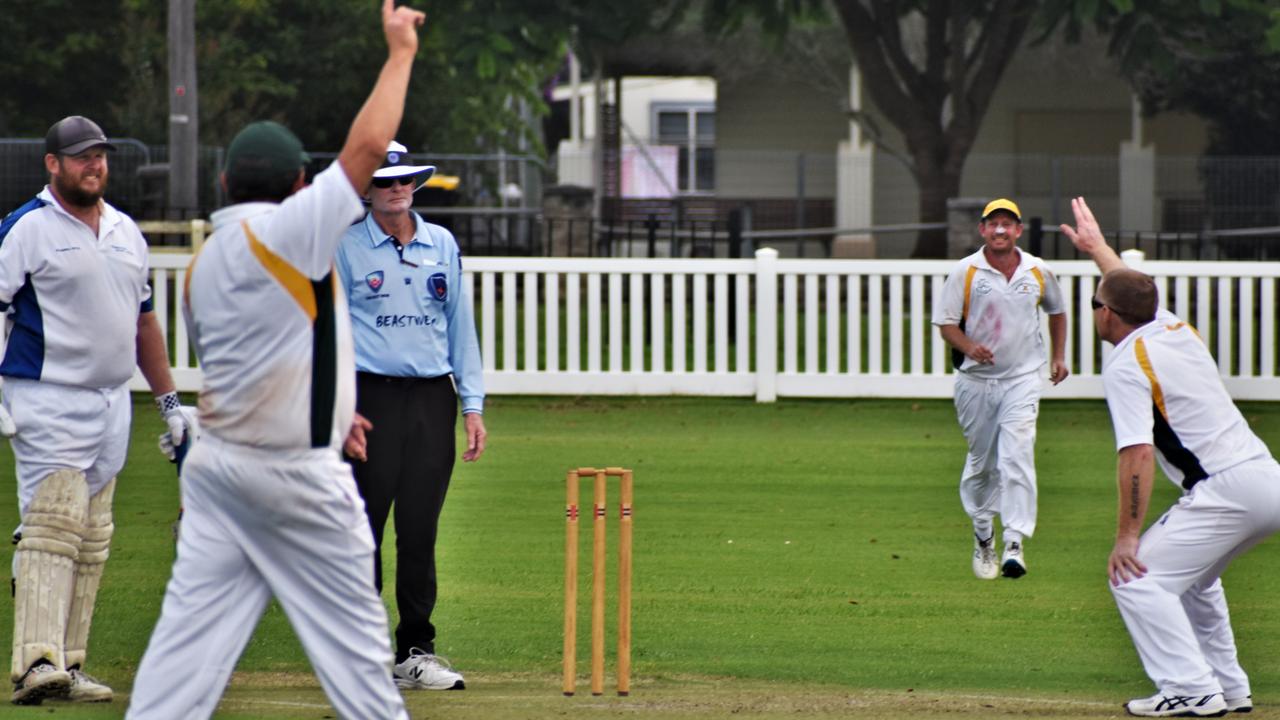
[0,115,190,705]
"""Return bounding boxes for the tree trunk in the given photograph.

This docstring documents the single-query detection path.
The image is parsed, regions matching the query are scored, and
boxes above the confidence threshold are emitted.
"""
[910,163,963,258]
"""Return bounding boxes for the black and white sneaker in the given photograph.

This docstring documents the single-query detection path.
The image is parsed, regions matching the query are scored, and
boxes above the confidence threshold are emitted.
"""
[1001,541,1027,579]
[11,661,70,706]
[393,648,465,690]
[1125,692,1227,717]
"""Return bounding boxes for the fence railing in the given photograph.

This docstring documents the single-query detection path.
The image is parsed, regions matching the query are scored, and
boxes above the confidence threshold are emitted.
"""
[136,249,1280,401]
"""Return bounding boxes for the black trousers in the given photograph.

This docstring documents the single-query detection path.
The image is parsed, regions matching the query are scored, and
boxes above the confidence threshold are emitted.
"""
[350,372,457,662]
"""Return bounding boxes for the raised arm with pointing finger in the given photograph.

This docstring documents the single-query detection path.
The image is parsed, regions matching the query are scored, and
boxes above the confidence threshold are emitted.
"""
[126,3,425,719]
[1066,195,1280,717]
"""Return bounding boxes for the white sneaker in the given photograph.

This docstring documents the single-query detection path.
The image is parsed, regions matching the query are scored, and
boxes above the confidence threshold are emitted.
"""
[1001,541,1027,579]
[393,648,465,690]
[972,535,998,579]
[1125,692,1227,717]
[11,662,70,706]
[64,666,112,703]
[1225,695,1252,713]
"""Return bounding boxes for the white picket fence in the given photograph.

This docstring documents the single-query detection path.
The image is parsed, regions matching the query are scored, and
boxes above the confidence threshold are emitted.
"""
[138,249,1280,401]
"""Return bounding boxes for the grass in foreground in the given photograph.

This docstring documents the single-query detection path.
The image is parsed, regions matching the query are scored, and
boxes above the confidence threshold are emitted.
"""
[1,396,1280,718]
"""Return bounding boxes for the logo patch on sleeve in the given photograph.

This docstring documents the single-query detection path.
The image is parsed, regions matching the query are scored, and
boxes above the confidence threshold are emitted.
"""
[365,271,384,292]
[428,272,448,301]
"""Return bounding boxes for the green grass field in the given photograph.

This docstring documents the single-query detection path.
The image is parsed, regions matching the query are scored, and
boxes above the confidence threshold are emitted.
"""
[2,395,1280,718]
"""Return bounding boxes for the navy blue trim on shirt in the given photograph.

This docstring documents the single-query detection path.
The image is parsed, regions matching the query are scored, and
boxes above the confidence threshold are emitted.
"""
[0,197,46,244]
[1152,402,1209,490]
[0,197,49,379]
[0,276,45,379]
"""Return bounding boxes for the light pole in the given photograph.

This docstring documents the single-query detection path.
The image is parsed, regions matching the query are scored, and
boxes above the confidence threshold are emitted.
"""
[168,0,198,219]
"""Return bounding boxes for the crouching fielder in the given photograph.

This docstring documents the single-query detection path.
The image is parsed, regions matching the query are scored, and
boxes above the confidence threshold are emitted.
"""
[126,3,423,719]
[0,114,191,706]
[1062,196,1280,718]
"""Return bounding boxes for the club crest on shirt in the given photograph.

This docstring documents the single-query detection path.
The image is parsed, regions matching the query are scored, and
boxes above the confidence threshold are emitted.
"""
[428,272,447,301]
[365,271,384,292]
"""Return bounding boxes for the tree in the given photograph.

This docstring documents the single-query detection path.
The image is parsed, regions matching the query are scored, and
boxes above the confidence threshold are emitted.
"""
[703,1,1280,256]
[705,0,1049,256]
[0,0,570,155]
[1080,0,1280,233]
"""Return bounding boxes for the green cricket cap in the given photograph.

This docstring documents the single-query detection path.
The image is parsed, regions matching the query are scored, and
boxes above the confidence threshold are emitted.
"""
[224,121,310,185]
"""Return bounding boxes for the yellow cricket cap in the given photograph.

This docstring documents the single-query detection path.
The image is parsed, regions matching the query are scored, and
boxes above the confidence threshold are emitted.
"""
[981,198,1021,221]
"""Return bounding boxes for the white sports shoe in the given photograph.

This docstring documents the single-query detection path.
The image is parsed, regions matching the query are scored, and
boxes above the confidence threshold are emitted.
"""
[1001,541,1027,579]
[1225,695,1252,713]
[63,666,112,703]
[393,648,465,690]
[1125,692,1227,717]
[11,661,70,706]
[972,535,998,579]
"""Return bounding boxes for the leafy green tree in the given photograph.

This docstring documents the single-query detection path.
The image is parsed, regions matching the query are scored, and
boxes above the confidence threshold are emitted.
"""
[0,0,569,156]
[706,0,1280,254]
[1081,0,1280,231]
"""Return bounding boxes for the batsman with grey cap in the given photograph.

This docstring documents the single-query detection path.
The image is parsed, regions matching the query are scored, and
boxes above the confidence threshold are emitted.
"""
[0,115,192,705]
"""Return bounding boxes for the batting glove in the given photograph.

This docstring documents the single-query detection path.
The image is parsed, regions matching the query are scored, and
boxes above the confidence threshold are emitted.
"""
[156,391,199,461]
[0,378,15,438]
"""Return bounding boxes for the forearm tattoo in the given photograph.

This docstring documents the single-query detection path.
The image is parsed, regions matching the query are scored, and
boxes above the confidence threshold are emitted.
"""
[1129,474,1140,519]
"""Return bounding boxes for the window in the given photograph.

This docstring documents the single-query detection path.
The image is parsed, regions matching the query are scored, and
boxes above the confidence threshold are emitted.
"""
[653,104,715,193]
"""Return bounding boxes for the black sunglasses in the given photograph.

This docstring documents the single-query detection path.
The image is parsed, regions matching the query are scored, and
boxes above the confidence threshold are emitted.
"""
[1091,296,1107,311]
[371,175,415,189]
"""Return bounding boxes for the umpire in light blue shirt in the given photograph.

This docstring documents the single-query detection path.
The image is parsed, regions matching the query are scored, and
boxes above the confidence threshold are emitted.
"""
[335,141,485,691]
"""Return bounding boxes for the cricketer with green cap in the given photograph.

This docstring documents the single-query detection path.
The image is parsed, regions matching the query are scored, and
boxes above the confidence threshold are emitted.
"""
[222,120,311,203]
[127,2,427,718]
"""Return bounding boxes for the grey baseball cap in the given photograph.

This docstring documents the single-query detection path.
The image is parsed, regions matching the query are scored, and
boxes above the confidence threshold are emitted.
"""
[45,116,117,156]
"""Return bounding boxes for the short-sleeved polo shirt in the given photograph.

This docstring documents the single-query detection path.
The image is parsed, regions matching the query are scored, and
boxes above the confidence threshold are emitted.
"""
[335,213,484,414]
[932,248,1065,378]
[1103,309,1273,489]
[184,162,364,450]
[0,187,152,388]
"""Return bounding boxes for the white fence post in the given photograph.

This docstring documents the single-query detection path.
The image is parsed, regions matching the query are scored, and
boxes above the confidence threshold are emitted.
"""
[755,248,779,402]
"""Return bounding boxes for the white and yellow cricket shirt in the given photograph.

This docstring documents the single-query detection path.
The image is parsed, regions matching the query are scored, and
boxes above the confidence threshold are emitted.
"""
[932,247,1065,378]
[1103,309,1273,489]
[0,188,152,388]
[184,163,364,450]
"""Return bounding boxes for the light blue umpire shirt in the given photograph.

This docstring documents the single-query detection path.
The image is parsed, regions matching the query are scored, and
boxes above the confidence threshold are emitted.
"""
[336,211,484,415]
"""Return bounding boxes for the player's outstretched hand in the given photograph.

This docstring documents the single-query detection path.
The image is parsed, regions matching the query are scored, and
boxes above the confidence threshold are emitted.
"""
[383,0,425,57]
[1059,197,1105,253]
[1060,197,1125,274]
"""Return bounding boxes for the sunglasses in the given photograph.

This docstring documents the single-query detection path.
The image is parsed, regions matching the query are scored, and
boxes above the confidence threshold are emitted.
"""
[1091,296,1107,311]
[371,175,415,189]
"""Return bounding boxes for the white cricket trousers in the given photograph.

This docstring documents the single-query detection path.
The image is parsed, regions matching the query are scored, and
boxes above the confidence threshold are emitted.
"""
[1111,458,1280,698]
[953,370,1042,543]
[126,435,408,720]
[2,377,130,514]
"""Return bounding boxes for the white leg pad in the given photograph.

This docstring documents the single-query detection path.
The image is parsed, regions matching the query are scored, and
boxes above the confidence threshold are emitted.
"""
[11,469,87,681]
[65,478,114,670]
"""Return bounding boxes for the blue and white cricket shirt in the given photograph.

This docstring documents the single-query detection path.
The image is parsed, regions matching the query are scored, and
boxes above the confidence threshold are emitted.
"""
[0,187,152,389]
[335,212,484,414]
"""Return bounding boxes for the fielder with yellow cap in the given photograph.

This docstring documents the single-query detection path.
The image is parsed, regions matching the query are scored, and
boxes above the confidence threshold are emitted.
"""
[931,198,1069,580]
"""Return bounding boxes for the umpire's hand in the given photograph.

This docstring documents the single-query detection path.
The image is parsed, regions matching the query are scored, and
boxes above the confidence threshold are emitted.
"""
[462,412,486,462]
[344,412,374,462]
